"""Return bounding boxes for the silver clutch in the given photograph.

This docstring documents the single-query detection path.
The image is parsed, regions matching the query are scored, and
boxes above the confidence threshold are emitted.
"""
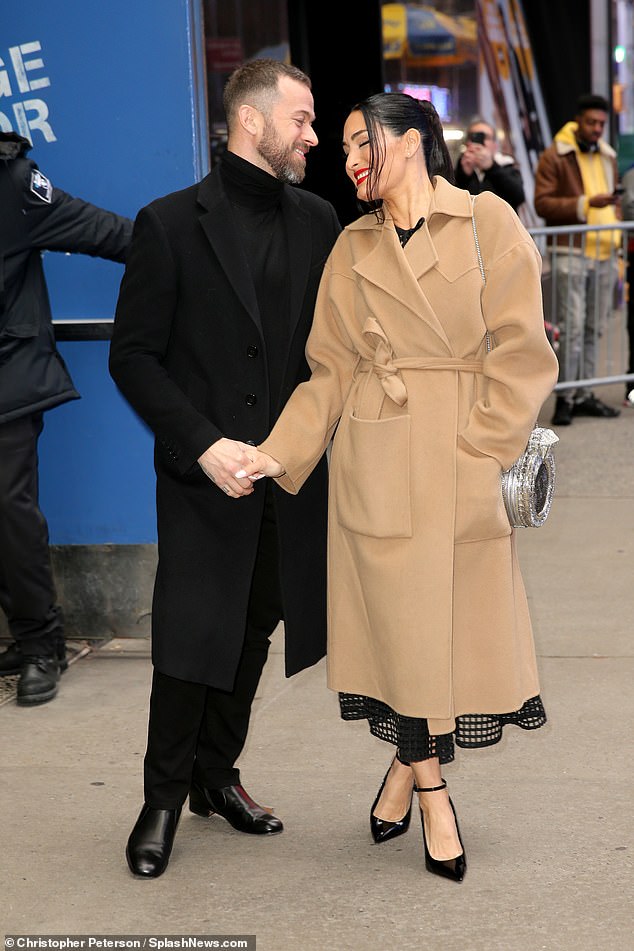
[501,427,559,528]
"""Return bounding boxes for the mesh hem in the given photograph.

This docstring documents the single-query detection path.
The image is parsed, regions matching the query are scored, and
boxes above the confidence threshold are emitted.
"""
[339,693,547,765]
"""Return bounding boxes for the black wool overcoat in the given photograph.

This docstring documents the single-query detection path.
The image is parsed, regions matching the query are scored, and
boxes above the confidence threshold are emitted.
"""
[109,166,340,689]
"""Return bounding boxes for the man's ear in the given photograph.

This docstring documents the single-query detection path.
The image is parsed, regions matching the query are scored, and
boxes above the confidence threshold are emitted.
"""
[238,104,262,137]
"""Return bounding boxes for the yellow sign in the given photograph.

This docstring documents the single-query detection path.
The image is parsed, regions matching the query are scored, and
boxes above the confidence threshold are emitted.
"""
[382,3,407,60]
[382,3,477,67]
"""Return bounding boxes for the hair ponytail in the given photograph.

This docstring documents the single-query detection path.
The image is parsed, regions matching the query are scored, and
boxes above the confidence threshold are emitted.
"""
[418,100,454,184]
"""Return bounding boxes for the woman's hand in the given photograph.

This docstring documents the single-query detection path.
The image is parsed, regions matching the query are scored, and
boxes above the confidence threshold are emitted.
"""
[236,450,285,481]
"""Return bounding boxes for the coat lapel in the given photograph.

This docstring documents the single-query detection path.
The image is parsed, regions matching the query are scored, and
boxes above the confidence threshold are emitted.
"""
[196,170,263,335]
[351,217,452,351]
[350,180,473,352]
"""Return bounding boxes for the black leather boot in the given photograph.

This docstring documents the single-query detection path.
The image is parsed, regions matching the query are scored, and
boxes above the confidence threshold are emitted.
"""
[0,643,23,676]
[551,396,573,426]
[2,638,68,679]
[55,636,69,672]
[17,656,60,705]
[189,780,283,834]
[126,804,181,878]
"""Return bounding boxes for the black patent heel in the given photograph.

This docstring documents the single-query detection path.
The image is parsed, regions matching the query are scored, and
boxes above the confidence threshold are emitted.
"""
[414,779,466,882]
[370,755,413,844]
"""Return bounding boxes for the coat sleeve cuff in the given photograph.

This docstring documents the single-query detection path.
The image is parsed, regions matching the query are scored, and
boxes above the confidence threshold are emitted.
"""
[258,436,300,494]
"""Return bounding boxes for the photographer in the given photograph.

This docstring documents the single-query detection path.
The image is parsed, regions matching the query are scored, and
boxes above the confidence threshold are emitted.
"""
[455,118,525,212]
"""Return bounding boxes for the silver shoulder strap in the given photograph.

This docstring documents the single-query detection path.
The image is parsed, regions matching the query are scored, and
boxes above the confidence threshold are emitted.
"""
[471,196,492,352]
[471,198,486,285]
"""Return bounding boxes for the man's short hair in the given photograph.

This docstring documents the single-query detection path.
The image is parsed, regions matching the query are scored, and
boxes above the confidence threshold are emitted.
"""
[467,116,496,140]
[576,93,610,115]
[223,58,311,131]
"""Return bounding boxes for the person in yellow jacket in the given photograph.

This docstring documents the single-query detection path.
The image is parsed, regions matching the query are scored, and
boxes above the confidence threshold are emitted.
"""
[534,93,621,425]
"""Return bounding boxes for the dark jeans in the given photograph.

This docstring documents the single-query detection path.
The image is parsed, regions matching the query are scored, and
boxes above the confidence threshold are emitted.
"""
[0,413,63,657]
[143,486,283,808]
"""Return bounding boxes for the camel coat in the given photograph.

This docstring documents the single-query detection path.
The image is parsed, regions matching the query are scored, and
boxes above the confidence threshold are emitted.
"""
[261,178,558,735]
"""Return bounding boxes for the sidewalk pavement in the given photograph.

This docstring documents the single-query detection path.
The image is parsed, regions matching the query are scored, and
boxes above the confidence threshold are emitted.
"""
[1,388,632,951]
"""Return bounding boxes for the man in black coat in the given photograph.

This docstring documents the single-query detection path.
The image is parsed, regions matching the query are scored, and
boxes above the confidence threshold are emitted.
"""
[109,59,340,878]
[0,131,132,705]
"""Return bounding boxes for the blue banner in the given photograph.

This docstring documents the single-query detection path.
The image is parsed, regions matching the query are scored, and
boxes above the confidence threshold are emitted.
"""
[1,0,209,542]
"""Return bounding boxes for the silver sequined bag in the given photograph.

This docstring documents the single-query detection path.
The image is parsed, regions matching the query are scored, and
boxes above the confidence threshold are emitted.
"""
[500,426,558,527]
[471,200,558,528]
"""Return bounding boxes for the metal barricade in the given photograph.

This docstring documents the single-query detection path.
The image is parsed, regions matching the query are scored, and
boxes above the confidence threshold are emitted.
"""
[528,221,634,396]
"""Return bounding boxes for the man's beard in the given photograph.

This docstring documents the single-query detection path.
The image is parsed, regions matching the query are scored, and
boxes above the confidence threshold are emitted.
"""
[257,122,305,184]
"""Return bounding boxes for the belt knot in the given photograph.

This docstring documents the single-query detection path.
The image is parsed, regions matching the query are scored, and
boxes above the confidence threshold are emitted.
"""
[360,316,484,407]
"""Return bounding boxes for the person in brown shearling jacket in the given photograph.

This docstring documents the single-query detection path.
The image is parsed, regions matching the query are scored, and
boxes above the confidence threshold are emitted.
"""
[534,93,621,426]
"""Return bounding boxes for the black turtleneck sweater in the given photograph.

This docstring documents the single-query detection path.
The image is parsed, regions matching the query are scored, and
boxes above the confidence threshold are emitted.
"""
[219,151,290,422]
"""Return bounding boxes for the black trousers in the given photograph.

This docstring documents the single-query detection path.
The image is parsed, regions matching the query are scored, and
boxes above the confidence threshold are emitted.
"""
[143,485,283,808]
[0,413,63,657]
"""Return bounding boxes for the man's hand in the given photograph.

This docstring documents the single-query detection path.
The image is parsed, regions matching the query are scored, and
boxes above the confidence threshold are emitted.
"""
[198,438,259,497]
[589,192,618,208]
[461,143,493,174]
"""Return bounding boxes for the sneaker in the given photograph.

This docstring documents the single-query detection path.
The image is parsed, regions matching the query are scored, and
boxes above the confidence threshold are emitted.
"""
[573,394,620,418]
[551,397,573,426]
[0,643,23,676]
[16,656,61,706]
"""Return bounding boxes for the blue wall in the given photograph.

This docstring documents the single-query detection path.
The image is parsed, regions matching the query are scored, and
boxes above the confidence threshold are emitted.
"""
[39,342,157,544]
[1,0,208,543]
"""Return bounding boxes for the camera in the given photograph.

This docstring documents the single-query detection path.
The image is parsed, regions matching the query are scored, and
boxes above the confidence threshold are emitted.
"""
[468,131,486,145]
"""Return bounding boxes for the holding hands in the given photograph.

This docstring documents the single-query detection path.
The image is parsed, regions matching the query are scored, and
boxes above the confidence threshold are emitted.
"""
[236,449,285,482]
[197,438,284,498]
[197,438,260,497]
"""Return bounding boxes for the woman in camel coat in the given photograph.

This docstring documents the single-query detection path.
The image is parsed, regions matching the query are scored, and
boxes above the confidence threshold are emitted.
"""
[241,93,559,882]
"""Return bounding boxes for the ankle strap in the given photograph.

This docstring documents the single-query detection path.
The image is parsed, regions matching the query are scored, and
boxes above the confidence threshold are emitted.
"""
[413,779,447,793]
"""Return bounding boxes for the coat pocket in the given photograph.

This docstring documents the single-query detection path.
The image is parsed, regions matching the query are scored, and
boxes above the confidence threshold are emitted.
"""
[455,436,511,542]
[335,413,412,538]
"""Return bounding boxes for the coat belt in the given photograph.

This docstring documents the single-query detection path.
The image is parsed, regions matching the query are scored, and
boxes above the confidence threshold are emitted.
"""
[359,315,483,406]
[357,354,484,407]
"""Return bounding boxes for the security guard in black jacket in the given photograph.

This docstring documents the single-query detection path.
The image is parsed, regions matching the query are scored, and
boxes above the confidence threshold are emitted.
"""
[0,131,133,704]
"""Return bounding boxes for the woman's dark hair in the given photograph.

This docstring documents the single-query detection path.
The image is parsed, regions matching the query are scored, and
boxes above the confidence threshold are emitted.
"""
[351,92,454,218]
